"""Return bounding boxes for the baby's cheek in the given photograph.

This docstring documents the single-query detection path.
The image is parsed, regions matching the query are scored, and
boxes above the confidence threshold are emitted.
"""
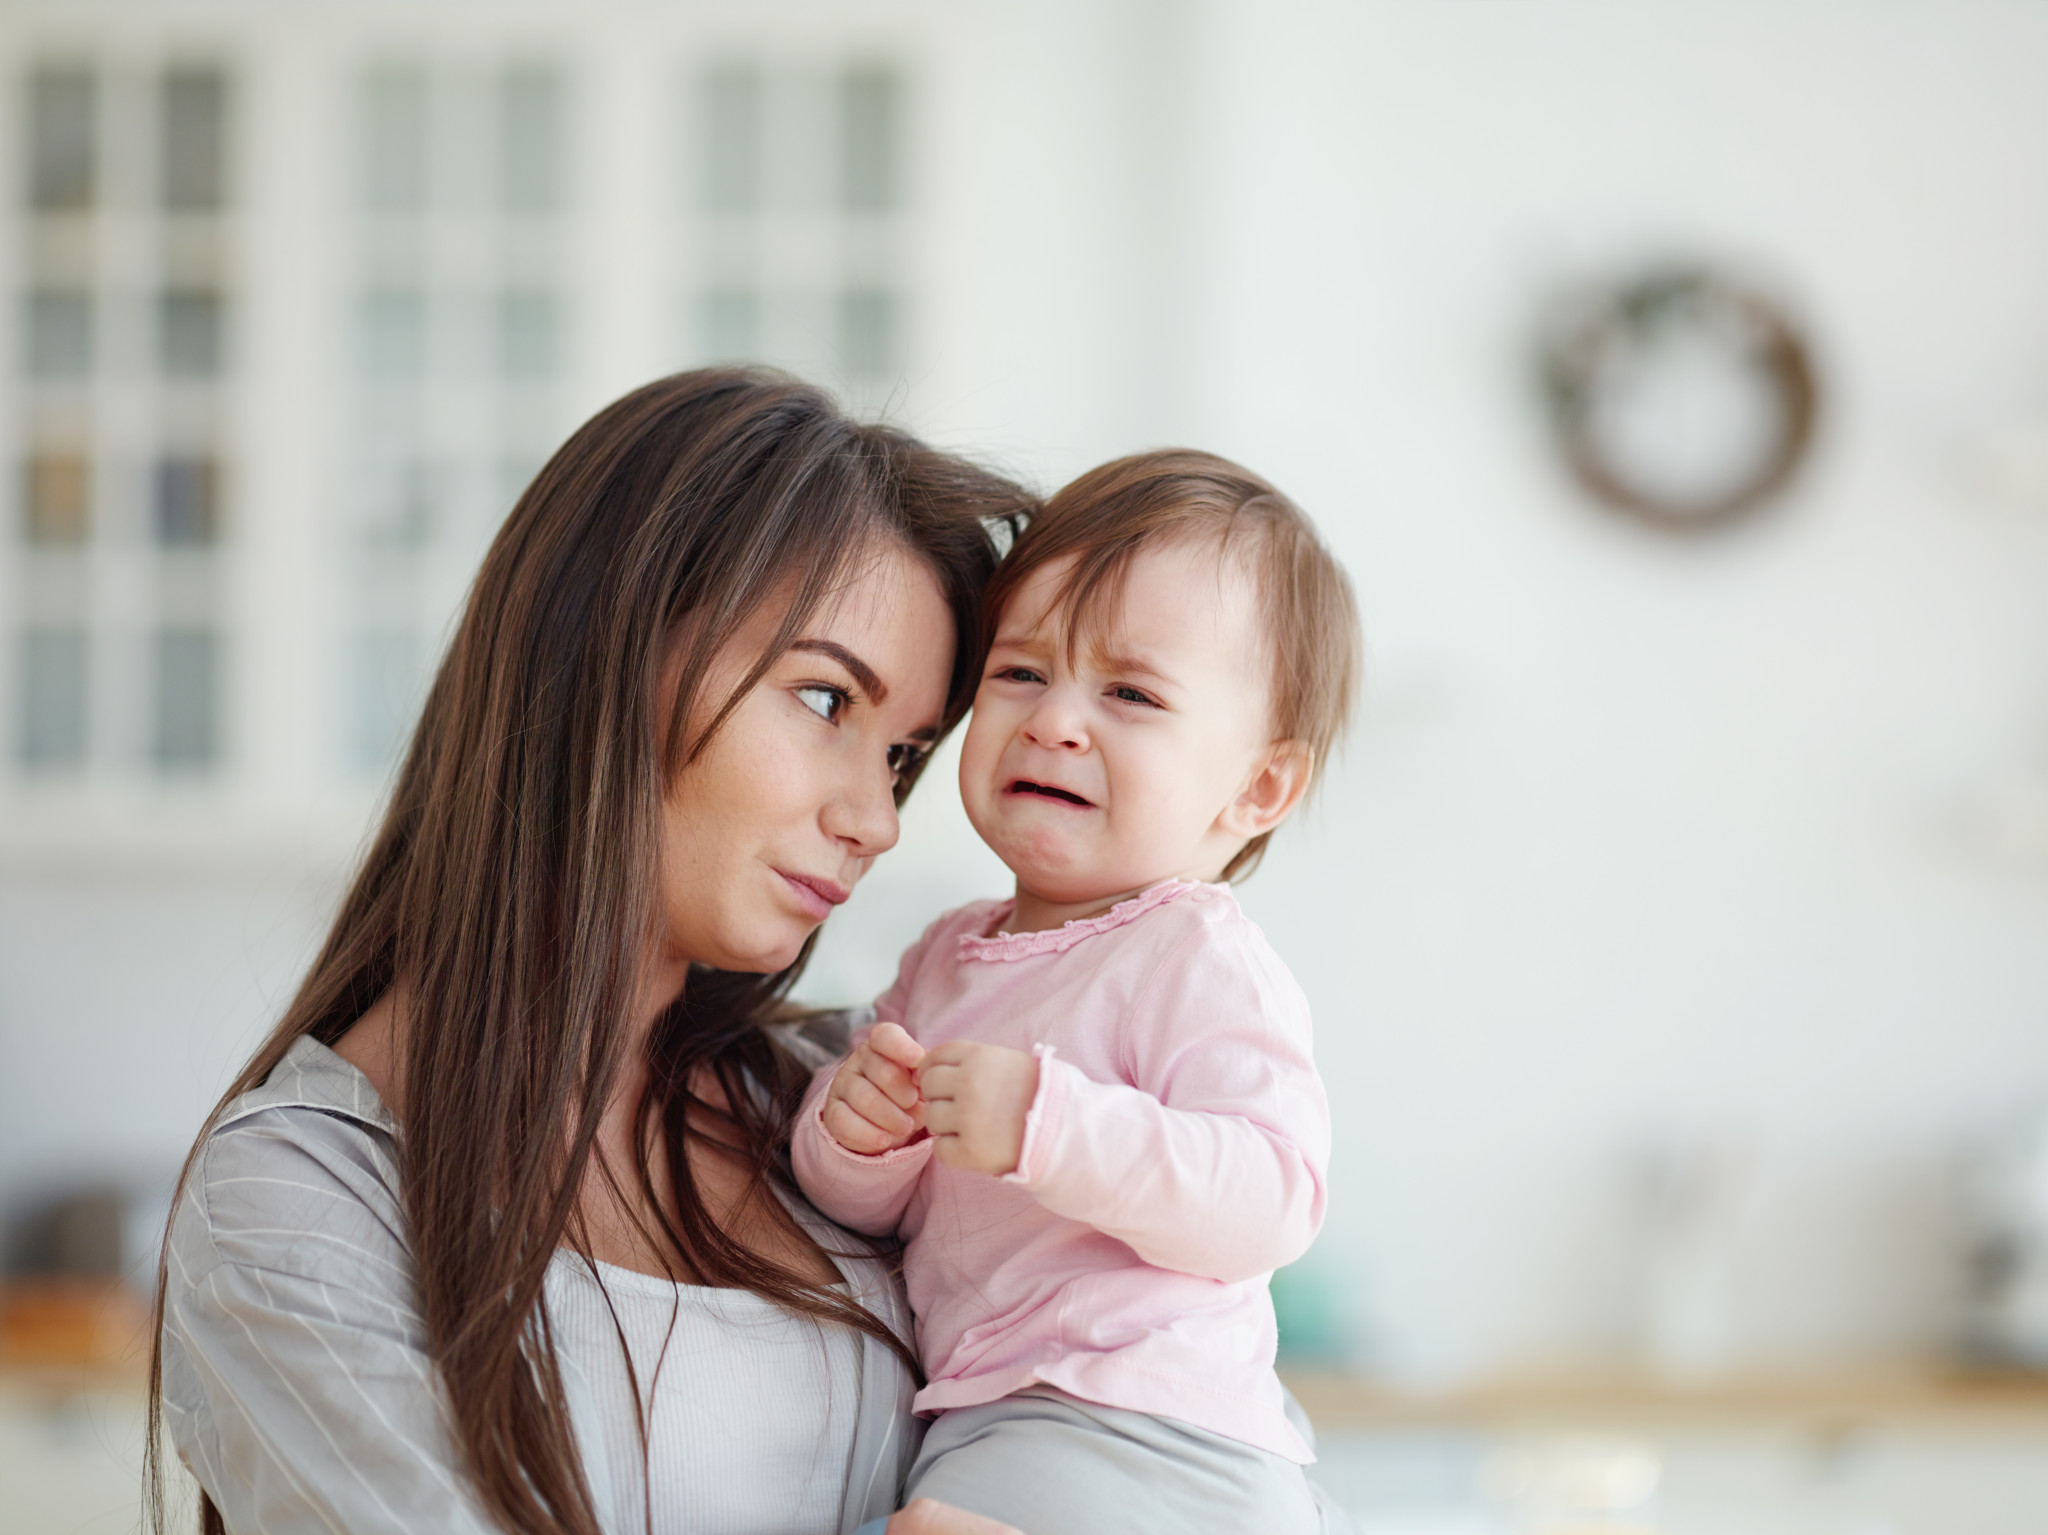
[957,703,1004,771]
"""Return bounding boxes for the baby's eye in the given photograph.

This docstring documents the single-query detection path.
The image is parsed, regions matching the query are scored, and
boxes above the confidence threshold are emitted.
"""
[796,684,849,722]
[886,742,928,782]
[992,665,1044,685]
[1109,684,1160,707]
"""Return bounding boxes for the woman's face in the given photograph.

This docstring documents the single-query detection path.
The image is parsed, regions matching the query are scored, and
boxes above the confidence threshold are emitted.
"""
[656,541,955,978]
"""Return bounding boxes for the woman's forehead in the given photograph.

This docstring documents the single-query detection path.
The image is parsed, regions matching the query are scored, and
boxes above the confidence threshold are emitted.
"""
[807,538,945,633]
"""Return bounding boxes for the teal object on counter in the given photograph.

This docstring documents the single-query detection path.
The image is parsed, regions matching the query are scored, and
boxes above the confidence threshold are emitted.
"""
[1271,1256,1350,1364]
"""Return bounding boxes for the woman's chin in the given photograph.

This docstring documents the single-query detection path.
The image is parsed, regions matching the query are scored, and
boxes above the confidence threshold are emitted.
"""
[704,922,817,977]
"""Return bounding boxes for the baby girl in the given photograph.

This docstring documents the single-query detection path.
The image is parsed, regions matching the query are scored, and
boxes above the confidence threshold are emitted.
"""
[793,450,1360,1535]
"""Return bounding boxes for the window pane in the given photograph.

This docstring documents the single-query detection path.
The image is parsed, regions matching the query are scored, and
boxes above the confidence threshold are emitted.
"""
[701,63,762,213]
[25,289,92,377]
[501,65,564,214]
[154,455,220,545]
[153,626,219,769]
[162,66,228,212]
[699,288,758,361]
[498,454,542,516]
[496,288,560,380]
[18,627,88,769]
[358,288,427,379]
[23,451,90,544]
[159,289,224,376]
[28,67,95,212]
[360,64,429,213]
[348,626,420,774]
[838,287,897,381]
[358,455,435,546]
[840,65,901,213]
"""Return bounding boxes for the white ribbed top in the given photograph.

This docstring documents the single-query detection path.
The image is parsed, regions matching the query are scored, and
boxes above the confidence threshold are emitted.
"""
[547,1253,869,1535]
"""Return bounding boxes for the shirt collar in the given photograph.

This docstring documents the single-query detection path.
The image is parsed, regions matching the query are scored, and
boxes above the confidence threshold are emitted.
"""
[957,878,1219,963]
[213,1033,400,1137]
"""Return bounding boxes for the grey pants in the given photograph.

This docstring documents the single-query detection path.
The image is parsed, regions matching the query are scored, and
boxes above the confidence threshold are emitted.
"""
[892,1387,1351,1535]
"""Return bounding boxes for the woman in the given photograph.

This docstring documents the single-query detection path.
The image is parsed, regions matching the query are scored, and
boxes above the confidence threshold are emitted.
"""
[149,370,1034,1535]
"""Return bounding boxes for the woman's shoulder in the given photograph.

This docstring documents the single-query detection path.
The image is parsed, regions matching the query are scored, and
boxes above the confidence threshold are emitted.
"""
[765,1007,870,1071]
[169,1035,411,1293]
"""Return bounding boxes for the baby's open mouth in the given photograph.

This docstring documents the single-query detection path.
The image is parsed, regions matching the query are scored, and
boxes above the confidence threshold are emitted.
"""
[1008,779,1094,808]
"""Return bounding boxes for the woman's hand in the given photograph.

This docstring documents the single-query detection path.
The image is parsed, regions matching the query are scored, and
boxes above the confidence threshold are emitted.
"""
[918,1041,1040,1176]
[887,1497,1024,1535]
[822,1022,928,1154]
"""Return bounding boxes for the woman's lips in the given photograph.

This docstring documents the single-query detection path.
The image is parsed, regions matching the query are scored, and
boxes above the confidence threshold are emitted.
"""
[777,871,850,920]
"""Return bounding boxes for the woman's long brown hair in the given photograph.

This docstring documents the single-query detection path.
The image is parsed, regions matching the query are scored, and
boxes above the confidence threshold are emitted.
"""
[144,368,1034,1534]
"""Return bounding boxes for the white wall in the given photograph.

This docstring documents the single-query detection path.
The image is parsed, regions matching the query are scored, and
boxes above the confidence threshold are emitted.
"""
[1167,0,2048,1379]
[3,0,2047,1382]
[831,0,2048,1380]
[0,867,338,1227]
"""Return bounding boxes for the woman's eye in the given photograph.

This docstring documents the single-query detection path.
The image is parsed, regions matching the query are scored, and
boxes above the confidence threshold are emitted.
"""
[796,685,848,722]
[886,742,928,781]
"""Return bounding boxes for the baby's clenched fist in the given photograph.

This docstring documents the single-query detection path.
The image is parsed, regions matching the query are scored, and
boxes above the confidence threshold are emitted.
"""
[822,1021,928,1155]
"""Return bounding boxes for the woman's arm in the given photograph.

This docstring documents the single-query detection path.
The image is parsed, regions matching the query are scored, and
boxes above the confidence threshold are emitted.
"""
[161,1109,501,1534]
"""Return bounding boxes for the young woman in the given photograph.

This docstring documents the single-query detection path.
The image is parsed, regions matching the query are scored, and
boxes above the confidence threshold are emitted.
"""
[149,369,1034,1535]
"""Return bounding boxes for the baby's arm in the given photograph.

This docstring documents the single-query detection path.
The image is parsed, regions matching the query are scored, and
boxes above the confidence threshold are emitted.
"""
[792,1025,937,1235]
[791,919,950,1236]
[977,924,1329,1284]
[1013,1048,1325,1282]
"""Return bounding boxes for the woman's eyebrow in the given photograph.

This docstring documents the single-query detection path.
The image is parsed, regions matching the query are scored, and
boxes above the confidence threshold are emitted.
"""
[790,639,887,702]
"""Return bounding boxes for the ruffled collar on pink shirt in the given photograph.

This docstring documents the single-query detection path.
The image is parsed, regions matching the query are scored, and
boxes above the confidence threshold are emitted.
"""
[956,878,1221,963]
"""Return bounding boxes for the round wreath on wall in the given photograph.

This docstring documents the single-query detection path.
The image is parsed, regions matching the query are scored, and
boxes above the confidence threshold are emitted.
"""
[1536,266,1820,532]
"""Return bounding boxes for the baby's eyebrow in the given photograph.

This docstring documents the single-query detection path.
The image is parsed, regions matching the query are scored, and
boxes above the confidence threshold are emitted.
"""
[1091,649,1176,688]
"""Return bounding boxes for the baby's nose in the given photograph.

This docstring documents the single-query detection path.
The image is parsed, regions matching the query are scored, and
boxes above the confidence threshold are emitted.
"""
[1022,691,1088,749]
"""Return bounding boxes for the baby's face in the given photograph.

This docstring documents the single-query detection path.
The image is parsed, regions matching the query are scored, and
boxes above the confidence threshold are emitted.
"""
[960,538,1278,909]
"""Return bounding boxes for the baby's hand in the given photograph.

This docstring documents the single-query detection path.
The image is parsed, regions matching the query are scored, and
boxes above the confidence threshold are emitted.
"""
[919,1042,1040,1177]
[822,1022,927,1155]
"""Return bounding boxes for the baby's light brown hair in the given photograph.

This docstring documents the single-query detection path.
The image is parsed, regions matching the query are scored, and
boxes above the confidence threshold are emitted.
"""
[984,449,1361,881]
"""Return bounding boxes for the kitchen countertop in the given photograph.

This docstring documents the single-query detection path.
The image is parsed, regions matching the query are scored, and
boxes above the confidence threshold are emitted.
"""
[1281,1363,2048,1436]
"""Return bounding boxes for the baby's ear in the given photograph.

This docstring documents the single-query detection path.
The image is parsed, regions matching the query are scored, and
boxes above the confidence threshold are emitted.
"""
[1218,740,1314,841]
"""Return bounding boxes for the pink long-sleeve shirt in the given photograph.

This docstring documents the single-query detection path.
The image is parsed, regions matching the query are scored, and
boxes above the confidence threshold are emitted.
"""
[790,878,1328,1463]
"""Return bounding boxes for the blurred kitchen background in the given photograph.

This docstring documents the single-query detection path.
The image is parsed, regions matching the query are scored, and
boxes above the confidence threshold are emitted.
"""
[3,0,2048,1531]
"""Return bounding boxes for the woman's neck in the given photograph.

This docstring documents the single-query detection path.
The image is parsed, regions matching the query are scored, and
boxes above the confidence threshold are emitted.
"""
[635,946,692,1035]
[331,982,408,1113]
[332,956,837,1287]
[333,954,688,1122]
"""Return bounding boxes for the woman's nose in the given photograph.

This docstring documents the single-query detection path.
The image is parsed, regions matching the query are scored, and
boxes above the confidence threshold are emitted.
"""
[825,756,902,857]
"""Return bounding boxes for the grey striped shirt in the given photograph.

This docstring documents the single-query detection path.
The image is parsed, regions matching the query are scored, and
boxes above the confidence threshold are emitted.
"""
[160,1034,919,1534]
